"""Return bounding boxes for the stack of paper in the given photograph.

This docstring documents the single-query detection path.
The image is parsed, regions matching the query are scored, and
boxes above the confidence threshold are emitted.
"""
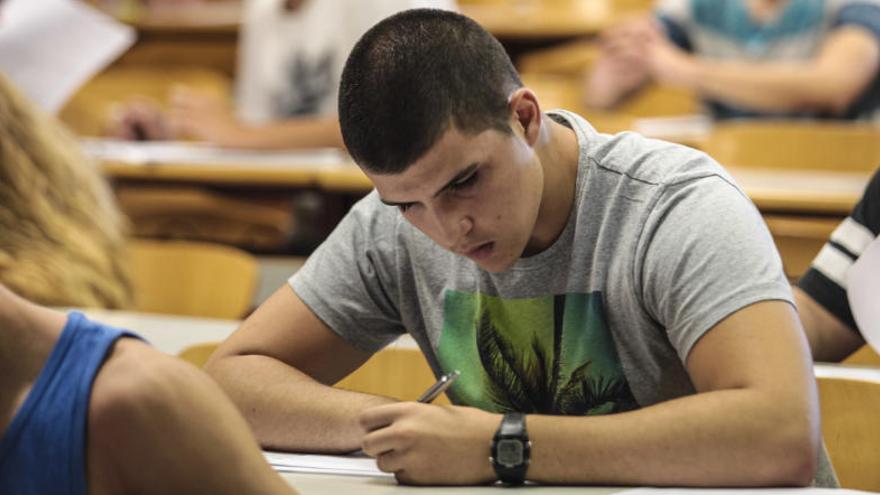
[263,451,393,478]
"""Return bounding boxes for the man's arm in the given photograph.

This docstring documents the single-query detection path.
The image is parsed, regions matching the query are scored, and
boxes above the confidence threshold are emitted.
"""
[649,26,880,114]
[360,300,820,486]
[204,285,396,453]
[794,286,865,362]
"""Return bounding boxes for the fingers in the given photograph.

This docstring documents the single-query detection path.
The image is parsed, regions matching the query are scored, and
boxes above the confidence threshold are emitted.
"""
[105,99,169,141]
[358,401,418,432]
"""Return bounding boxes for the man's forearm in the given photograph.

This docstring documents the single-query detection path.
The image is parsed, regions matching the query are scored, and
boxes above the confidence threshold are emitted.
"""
[526,387,818,486]
[206,354,395,453]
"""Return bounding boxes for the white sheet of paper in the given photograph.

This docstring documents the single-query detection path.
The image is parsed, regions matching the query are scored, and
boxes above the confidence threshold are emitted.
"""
[618,487,873,495]
[847,235,880,354]
[0,0,134,113]
[80,138,350,168]
[631,114,714,141]
[263,451,393,478]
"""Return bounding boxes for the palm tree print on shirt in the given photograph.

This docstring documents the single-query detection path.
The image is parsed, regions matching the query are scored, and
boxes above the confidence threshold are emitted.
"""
[437,291,637,415]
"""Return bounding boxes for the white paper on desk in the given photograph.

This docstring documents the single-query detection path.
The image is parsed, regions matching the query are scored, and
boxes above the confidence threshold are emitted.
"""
[80,138,349,167]
[619,487,873,495]
[263,451,393,478]
[631,115,713,141]
[0,0,134,114]
[847,235,880,354]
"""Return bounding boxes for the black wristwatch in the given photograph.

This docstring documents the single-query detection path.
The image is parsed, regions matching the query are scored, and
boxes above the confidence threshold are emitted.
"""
[490,412,531,485]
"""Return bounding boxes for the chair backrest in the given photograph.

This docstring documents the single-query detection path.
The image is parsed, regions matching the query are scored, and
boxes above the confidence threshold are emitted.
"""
[128,239,258,319]
[817,374,880,491]
[178,341,223,368]
[335,347,450,405]
[843,345,880,366]
[704,121,880,171]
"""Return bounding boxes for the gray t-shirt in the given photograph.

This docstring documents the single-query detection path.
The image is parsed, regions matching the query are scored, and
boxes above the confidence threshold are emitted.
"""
[290,110,835,486]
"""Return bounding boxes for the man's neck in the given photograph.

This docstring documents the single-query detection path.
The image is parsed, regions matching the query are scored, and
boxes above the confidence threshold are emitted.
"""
[524,115,580,255]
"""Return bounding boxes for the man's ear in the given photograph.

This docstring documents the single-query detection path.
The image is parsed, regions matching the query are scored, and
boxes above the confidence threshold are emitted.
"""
[508,88,542,147]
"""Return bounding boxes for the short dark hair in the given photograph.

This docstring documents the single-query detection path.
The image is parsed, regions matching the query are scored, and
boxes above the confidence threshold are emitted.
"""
[338,8,523,174]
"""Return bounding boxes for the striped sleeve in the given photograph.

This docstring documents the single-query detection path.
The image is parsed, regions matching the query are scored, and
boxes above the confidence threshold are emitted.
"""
[798,168,880,333]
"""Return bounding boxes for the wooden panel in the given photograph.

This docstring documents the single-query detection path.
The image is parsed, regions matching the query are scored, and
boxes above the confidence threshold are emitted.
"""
[128,239,258,319]
[843,345,880,366]
[336,348,450,405]
[461,0,648,39]
[763,215,840,281]
[704,121,880,172]
[817,376,880,491]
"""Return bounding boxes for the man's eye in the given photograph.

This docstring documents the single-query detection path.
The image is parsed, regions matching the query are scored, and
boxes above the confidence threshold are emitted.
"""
[398,203,413,213]
[450,171,479,192]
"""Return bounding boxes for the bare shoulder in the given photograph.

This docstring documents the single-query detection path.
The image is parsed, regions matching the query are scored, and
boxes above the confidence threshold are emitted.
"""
[87,337,296,494]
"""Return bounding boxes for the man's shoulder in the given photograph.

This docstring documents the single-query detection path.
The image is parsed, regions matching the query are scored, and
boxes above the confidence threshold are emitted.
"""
[587,130,725,189]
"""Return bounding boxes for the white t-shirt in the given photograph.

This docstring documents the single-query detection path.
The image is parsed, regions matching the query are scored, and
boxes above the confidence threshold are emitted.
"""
[236,0,456,124]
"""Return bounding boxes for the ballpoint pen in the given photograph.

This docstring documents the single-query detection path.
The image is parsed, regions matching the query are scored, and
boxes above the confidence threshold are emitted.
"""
[417,370,461,403]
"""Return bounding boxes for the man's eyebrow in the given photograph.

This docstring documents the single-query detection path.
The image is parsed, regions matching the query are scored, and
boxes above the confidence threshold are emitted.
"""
[434,163,479,198]
[378,163,480,207]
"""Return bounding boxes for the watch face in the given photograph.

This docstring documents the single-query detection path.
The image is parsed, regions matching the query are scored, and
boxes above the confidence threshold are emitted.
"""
[496,439,524,467]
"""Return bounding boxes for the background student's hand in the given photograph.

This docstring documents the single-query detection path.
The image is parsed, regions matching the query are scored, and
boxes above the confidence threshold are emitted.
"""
[359,402,501,485]
[106,96,172,141]
[641,20,698,88]
[167,85,245,146]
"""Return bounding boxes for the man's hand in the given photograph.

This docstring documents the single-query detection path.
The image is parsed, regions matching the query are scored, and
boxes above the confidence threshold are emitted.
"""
[359,402,501,485]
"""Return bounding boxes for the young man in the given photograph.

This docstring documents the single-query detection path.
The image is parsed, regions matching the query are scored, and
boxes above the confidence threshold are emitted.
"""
[206,9,834,486]
[585,0,880,120]
[795,168,880,361]
[0,284,297,494]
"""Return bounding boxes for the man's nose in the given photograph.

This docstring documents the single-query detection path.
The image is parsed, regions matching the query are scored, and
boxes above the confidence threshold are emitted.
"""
[430,204,473,248]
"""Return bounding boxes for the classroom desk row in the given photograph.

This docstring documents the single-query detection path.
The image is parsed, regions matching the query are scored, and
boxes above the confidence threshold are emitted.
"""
[94,140,870,216]
[79,308,879,494]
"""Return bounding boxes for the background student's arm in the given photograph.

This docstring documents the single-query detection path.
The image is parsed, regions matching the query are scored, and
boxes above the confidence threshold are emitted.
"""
[583,16,655,109]
[794,286,865,362]
[205,285,396,453]
[646,25,880,114]
[87,339,298,494]
[108,88,345,149]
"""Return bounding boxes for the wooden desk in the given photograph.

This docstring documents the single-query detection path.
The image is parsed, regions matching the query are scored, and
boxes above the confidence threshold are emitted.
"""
[461,0,642,40]
[279,473,621,493]
[96,143,868,214]
[726,167,867,216]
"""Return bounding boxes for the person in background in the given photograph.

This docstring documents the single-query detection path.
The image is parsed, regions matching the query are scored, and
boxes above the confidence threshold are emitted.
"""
[795,167,880,361]
[206,9,834,487]
[110,0,456,148]
[585,0,880,120]
[0,73,132,309]
[0,283,298,494]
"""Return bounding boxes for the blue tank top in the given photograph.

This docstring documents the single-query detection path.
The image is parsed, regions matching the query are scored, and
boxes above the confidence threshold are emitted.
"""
[0,312,140,495]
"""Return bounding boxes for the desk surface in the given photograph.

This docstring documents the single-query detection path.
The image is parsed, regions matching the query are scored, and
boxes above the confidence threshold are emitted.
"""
[99,156,866,216]
[279,472,621,494]
[461,0,640,39]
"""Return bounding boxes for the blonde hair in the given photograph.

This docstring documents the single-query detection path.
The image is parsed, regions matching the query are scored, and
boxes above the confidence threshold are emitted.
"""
[0,74,133,308]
